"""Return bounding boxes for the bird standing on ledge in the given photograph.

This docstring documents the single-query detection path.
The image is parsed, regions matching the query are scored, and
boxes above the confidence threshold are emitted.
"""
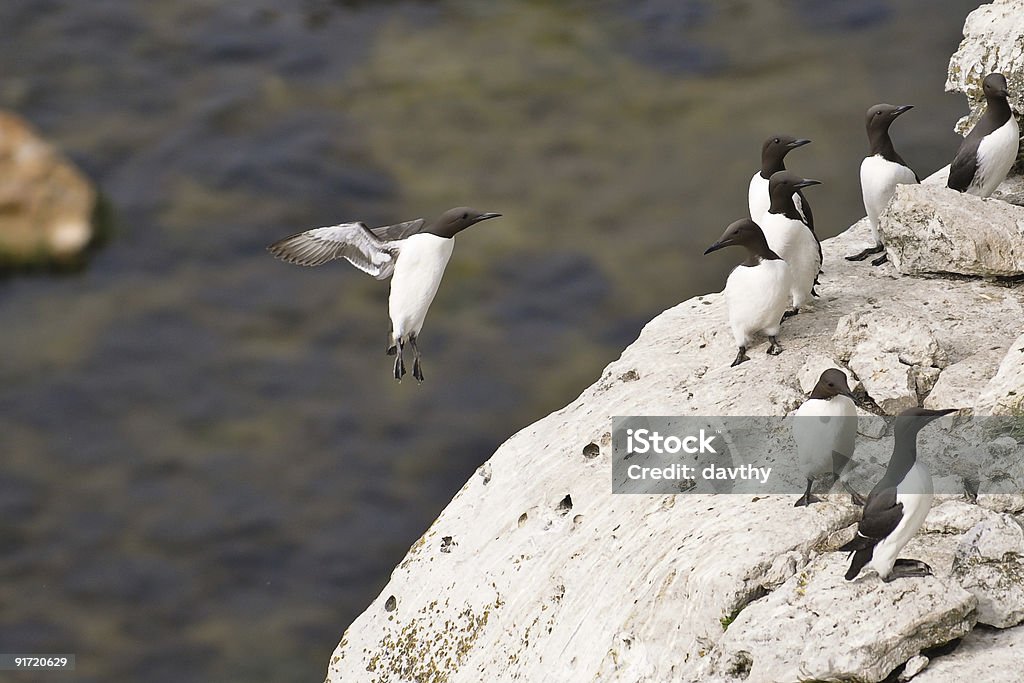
[839,407,959,582]
[947,72,1019,198]
[704,219,793,367]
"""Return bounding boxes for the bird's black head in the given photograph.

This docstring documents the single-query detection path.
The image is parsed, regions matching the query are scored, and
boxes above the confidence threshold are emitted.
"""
[760,134,811,177]
[428,207,502,238]
[704,218,774,259]
[767,170,820,206]
[982,72,1010,100]
[894,407,959,439]
[810,368,855,400]
[865,103,914,134]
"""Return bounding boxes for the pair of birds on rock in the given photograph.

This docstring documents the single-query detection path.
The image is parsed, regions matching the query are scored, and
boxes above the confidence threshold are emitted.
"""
[704,72,1019,368]
[795,369,959,582]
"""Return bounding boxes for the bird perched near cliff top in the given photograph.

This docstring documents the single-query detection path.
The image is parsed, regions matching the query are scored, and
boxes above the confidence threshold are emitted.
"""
[847,104,918,266]
[268,207,501,383]
[758,171,822,316]
[947,72,1019,198]
[748,135,814,231]
[792,369,864,507]
[704,219,793,367]
[838,407,959,582]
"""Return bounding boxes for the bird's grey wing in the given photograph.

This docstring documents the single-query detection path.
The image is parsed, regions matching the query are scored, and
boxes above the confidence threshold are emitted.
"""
[370,218,426,242]
[947,138,981,192]
[267,222,398,279]
[855,485,903,542]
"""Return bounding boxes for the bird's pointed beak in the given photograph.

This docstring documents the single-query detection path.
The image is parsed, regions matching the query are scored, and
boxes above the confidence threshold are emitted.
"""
[475,212,502,223]
[893,104,914,116]
[795,179,822,189]
[704,240,728,255]
[788,138,811,149]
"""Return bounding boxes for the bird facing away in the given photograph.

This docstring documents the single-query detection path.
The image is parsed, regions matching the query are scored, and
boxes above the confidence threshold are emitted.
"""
[758,171,822,316]
[848,103,918,266]
[268,207,502,383]
[748,135,814,231]
[704,219,793,367]
[838,407,959,582]
[947,72,1019,198]
[792,369,864,507]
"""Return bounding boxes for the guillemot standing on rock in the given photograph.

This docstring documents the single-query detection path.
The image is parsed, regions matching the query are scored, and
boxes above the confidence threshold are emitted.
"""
[748,135,814,231]
[839,407,959,582]
[758,171,822,316]
[947,72,1019,198]
[848,104,918,266]
[792,369,864,507]
[268,207,501,383]
[704,219,793,367]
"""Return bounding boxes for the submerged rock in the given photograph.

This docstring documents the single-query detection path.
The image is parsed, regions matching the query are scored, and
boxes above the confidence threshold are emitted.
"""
[0,111,96,266]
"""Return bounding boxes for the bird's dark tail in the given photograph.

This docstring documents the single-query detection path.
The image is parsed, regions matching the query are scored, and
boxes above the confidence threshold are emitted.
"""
[838,533,876,581]
[844,548,873,580]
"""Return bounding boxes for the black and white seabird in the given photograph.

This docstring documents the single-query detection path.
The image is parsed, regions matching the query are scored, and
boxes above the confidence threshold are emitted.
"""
[792,369,864,507]
[748,135,814,230]
[268,207,502,383]
[757,171,822,316]
[704,219,793,367]
[848,104,918,266]
[839,407,959,582]
[947,72,1019,198]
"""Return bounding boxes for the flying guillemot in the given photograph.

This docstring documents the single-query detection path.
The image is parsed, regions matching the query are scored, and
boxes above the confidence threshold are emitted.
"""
[268,206,502,383]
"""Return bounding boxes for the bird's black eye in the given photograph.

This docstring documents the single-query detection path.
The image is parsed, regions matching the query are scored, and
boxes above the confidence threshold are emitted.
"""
[462,212,468,219]
[773,138,780,144]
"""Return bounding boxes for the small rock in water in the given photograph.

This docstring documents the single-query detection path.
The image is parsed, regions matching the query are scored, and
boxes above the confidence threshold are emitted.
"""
[0,112,96,266]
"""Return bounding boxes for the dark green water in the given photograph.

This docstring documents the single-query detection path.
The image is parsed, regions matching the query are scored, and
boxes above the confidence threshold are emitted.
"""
[0,1,981,681]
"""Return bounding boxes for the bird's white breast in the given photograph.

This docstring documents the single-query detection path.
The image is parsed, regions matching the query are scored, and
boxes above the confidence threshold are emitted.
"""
[748,174,808,226]
[748,173,769,223]
[793,395,857,477]
[868,461,934,579]
[724,259,792,347]
[388,233,455,339]
[860,155,917,242]
[973,116,1020,197]
[757,211,819,308]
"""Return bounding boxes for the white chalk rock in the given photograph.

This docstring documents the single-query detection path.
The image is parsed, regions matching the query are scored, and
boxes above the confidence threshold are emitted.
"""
[946,0,1024,169]
[704,553,975,683]
[974,333,1024,415]
[879,184,1024,278]
[952,514,1024,628]
[913,624,1024,682]
[848,347,919,414]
